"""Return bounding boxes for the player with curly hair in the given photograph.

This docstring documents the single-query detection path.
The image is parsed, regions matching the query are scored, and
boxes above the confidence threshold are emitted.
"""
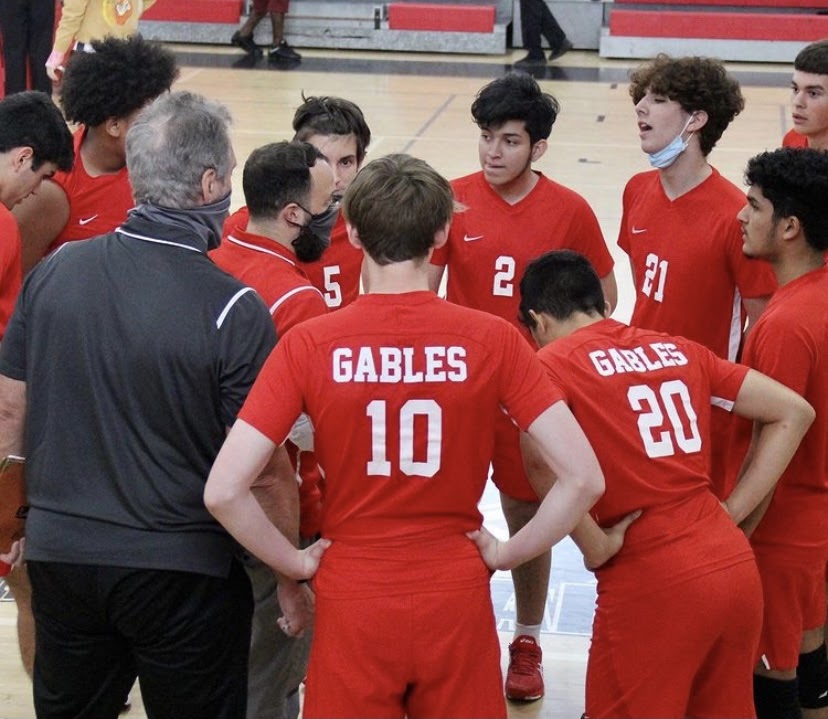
[733,147,828,719]
[617,54,777,498]
[13,34,178,274]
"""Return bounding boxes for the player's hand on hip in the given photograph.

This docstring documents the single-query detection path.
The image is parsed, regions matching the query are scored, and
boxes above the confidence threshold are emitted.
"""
[467,526,503,572]
[0,538,25,575]
[586,510,641,571]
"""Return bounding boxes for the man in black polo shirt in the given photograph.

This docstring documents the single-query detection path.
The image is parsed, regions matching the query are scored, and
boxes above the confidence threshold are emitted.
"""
[0,91,315,719]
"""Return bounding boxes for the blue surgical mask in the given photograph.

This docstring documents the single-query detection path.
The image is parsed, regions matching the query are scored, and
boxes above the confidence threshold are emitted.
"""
[647,114,696,169]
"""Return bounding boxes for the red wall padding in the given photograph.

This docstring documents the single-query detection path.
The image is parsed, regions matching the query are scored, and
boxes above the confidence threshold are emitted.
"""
[387,3,496,32]
[610,8,828,39]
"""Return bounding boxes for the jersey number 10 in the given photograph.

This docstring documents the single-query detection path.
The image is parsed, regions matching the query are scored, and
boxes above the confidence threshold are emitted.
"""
[366,399,442,477]
[627,380,702,458]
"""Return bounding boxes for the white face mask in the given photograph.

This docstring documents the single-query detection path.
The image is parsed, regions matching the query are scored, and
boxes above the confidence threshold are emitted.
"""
[647,114,696,169]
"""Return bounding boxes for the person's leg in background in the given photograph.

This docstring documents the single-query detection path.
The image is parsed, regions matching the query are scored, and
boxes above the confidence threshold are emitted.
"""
[28,0,55,94]
[515,0,572,68]
[0,0,28,95]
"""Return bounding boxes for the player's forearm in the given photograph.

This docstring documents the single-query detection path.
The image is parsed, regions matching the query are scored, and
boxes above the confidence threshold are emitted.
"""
[726,413,813,524]
[206,484,306,579]
[250,446,300,546]
[498,472,601,570]
[570,515,612,570]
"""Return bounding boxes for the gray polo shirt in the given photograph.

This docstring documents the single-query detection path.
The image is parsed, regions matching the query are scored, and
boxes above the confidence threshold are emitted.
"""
[0,215,276,578]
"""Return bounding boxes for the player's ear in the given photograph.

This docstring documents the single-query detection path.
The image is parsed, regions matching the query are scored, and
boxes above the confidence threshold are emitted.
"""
[432,222,450,250]
[530,139,548,163]
[345,222,363,249]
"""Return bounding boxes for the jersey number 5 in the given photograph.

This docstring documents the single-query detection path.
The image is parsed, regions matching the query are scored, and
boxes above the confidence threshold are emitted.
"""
[366,399,442,477]
[323,265,343,308]
[627,380,702,458]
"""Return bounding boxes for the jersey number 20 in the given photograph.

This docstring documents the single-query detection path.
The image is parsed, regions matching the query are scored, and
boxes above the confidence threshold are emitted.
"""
[627,380,702,458]
[366,399,441,477]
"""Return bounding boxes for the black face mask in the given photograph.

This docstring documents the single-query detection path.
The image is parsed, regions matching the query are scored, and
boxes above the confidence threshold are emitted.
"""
[290,203,331,263]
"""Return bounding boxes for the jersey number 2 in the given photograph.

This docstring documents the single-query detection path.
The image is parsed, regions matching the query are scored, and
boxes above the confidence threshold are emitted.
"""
[366,399,442,477]
[627,380,701,458]
[493,255,516,297]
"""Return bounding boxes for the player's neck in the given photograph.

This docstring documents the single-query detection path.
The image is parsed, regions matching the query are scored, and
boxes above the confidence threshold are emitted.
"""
[363,257,432,295]
[81,127,126,176]
[772,244,825,286]
[489,168,539,205]
[657,150,712,201]
[805,128,828,151]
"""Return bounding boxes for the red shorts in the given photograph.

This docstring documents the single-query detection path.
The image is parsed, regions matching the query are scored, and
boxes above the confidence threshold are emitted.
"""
[251,0,289,13]
[303,585,506,719]
[754,548,828,670]
[491,412,540,503]
[586,557,762,718]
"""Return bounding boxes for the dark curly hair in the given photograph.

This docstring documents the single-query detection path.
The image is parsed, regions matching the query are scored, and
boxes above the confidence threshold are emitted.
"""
[629,54,744,156]
[744,148,828,252]
[794,39,828,75]
[292,94,372,165]
[471,72,560,144]
[60,35,178,127]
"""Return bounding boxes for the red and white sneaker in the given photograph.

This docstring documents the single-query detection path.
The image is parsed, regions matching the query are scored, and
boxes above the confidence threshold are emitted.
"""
[505,635,544,701]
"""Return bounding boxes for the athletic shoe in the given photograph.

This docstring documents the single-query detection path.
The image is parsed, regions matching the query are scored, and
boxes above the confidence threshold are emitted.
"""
[548,38,573,62]
[514,52,547,68]
[231,31,261,56]
[269,41,302,61]
[119,695,131,714]
[505,635,544,701]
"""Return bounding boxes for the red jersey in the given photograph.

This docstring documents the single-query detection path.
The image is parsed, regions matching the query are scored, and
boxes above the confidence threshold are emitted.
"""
[729,265,828,553]
[618,168,777,361]
[782,129,810,148]
[222,207,361,310]
[211,228,327,335]
[0,205,22,338]
[431,171,614,343]
[48,127,135,253]
[538,319,752,591]
[239,292,561,593]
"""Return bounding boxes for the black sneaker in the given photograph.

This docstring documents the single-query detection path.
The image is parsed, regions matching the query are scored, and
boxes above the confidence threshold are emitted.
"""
[269,41,302,62]
[548,38,573,62]
[231,31,261,56]
[514,52,546,68]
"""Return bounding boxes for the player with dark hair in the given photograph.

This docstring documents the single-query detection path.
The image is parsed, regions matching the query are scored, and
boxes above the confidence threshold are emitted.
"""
[211,140,335,719]
[510,249,813,718]
[733,147,828,719]
[783,40,828,151]
[428,71,616,702]
[618,54,777,498]
[206,153,604,719]
[13,35,178,273]
[224,93,372,309]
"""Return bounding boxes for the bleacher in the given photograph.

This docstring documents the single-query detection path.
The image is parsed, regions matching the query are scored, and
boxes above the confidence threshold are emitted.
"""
[598,0,828,60]
[139,0,512,55]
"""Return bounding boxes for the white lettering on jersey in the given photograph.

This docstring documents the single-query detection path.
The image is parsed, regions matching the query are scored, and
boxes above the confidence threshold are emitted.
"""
[588,343,688,377]
[332,346,468,383]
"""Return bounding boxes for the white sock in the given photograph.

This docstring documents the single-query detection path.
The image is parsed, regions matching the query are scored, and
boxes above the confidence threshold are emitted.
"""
[513,622,542,642]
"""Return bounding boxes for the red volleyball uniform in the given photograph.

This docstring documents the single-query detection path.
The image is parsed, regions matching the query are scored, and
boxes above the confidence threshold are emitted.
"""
[48,127,135,254]
[222,207,361,310]
[728,265,828,669]
[0,204,22,338]
[211,227,327,537]
[618,168,777,496]
[539,318,760,718]
[782,128,810,148]
[239,291,562,719]
[431,170,614,500]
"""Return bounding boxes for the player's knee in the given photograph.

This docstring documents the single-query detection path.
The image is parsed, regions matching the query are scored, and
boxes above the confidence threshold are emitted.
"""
[753,674,802,719]
[798,643,828,709]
